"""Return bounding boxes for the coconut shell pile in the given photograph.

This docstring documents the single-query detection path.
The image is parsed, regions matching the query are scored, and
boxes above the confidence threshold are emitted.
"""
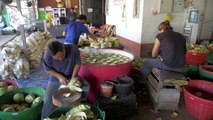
[78,34,121,49]
[0,31,54,79]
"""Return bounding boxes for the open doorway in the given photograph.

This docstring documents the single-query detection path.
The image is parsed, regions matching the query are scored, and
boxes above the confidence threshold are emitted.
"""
[79,0,106,27]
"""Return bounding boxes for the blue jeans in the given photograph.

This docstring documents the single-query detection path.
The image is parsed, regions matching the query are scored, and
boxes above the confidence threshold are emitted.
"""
[41,76,60,118]
[140,59,184,82]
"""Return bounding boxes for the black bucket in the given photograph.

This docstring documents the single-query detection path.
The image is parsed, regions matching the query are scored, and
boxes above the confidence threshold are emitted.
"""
[113,76,134,96]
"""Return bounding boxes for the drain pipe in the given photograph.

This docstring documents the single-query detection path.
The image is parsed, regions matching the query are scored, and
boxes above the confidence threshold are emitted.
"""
[197,0,208,40]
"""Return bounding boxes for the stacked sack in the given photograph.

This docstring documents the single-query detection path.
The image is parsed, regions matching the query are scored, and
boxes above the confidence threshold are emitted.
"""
[0,31,54,79]
[0,60,14,79]
[1,42,22,62]
[13,54,30,78]
[0,41,24,79]
[26,31,54,69]
[43,31,54,51]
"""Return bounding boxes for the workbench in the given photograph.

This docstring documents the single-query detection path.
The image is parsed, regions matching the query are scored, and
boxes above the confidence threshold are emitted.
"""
[0,34,18,49]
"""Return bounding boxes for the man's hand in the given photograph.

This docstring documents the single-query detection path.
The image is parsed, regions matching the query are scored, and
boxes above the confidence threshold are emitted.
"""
[57,74,68,85]
[89,34,98,42]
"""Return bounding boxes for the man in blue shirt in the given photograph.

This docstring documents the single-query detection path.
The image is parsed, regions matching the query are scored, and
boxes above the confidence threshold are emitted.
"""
[63,14,98,45]
[41,41,81,118]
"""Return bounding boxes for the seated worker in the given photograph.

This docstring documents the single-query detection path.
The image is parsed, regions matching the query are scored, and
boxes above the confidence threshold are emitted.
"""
[140,20,186,83]
[63,14,98,45]
[41,41,81,118]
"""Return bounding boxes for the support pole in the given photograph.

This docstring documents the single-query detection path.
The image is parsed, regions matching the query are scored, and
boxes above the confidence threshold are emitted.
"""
[16,0,29,61]
[197,0,208,40]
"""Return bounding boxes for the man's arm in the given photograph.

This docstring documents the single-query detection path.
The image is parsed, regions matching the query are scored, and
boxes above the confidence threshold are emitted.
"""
[46,69,61,78]
[152,38,160,58]
[88,34,98,42]
[62,31,67,37]
[71,64,81,78]
[63,24,69,37]
[81,24,98,42]
[47,70,68,85]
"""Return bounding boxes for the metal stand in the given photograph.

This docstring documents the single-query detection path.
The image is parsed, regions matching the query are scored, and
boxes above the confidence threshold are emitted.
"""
[16,0,29,60]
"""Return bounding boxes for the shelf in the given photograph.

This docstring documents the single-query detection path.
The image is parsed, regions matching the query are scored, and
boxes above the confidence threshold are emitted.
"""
[46,8,66,18]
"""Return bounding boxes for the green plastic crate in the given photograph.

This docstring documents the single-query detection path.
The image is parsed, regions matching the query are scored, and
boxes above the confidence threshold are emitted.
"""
[49,104,105,120]
[0,87,45,120]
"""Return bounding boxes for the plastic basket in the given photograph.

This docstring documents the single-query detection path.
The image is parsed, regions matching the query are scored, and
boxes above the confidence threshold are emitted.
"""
[48,107,70,118]
[199,65,213,81]
[183,65,199,79]
[48,104,105,120]
[0,87,45,120]
[206,50,213,64]
[0,79,18,87]
[183,80,213,120]
[185,51,208,65]
[94,93,136,120]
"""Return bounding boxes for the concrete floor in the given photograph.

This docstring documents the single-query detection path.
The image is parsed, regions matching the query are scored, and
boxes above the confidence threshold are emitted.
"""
[0,37,197,120]
[130,87,195,120]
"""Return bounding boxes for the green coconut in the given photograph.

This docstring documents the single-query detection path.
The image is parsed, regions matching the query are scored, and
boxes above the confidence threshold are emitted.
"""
[31,97,42,107]
[7,85,16,92]
[25,94,36,104]
[0,87,7,96]
[13,93,25,103]
[0,82,8,88]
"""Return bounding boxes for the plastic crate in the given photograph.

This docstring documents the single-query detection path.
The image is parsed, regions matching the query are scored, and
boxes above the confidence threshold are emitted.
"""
[183,80,213,120]
[0,87,45,120]
[199,65,213,81]
[94,93,137,120]
[185,51,208,65]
